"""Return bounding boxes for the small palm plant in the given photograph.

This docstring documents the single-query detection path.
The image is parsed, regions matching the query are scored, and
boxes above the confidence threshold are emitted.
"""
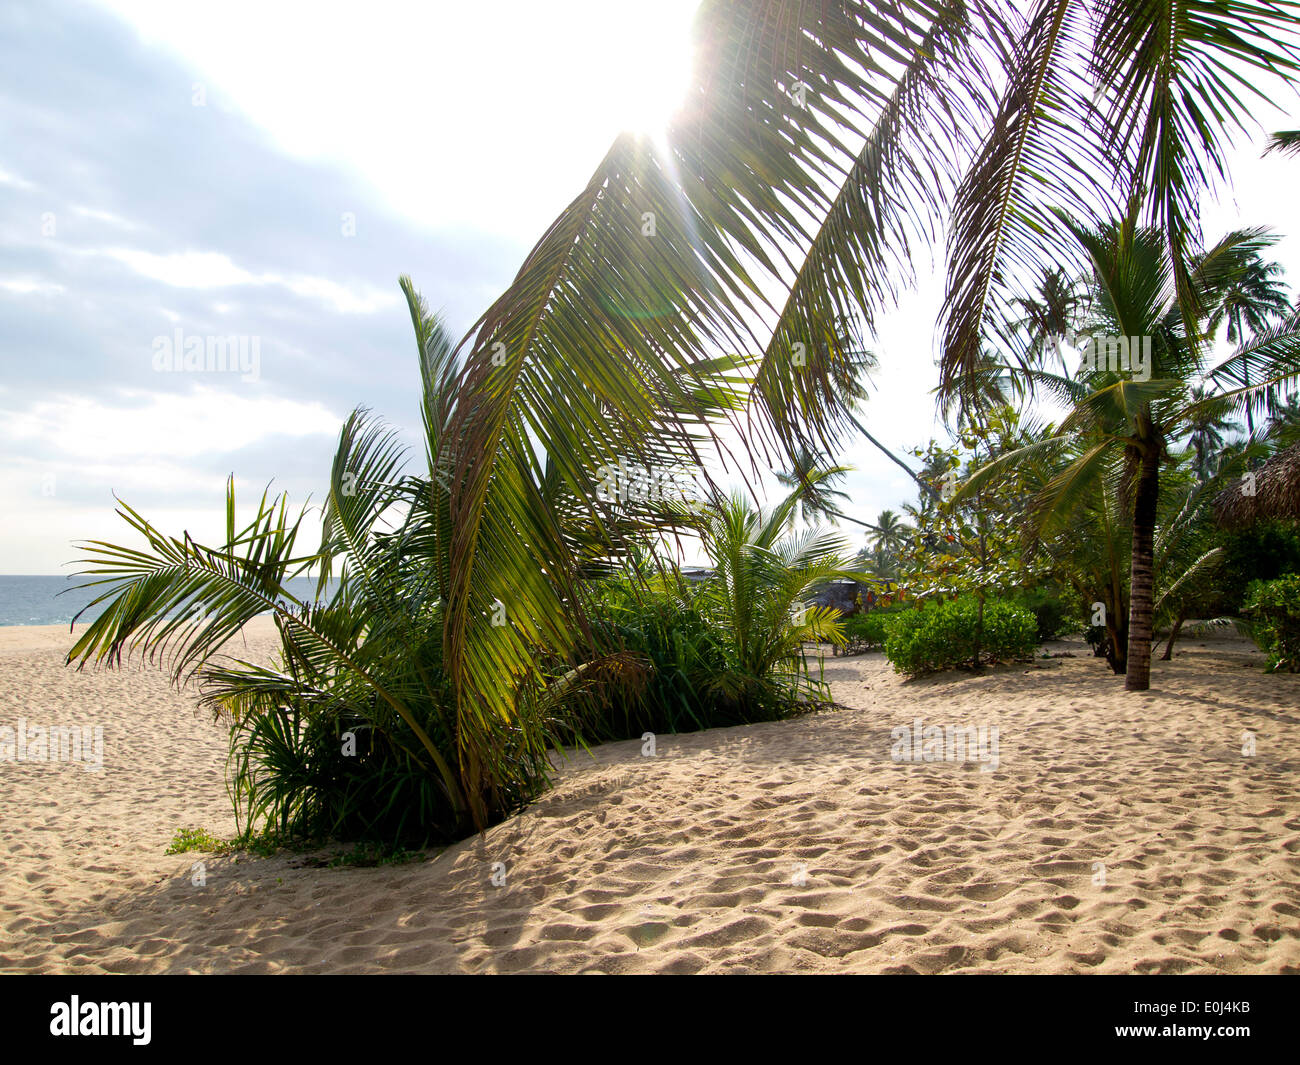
[67,279,554,844]
[692,488,869,713]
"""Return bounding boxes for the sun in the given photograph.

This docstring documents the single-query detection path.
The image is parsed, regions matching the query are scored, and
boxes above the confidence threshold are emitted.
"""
[588,2,697,140]
[616,47,693,137]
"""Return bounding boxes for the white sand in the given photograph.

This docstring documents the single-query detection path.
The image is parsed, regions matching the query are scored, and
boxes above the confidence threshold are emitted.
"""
[1,619,1298,973]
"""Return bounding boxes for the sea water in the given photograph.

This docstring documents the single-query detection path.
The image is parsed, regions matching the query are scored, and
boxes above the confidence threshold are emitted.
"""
[0,575,334,627]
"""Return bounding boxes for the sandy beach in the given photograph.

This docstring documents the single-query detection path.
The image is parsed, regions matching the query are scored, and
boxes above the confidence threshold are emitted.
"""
[1,618,1297,974]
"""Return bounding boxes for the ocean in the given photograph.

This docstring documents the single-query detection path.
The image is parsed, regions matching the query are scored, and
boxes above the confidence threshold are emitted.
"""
[0,575,334,628]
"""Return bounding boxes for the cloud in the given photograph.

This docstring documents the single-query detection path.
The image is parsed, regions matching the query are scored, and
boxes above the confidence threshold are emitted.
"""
[0,279,64,296]
[69,204,138,229]
[2,386,340,459]
[0,0,533,570]
[96,247,400,313]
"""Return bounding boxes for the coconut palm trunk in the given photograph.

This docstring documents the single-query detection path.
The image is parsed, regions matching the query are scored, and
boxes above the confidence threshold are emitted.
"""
[1125,432,1161,691]
[1161,606,1188,661]
[845,410,938,501]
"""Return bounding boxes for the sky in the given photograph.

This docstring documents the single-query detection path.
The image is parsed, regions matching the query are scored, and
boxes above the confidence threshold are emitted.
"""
[2,0,1299,574]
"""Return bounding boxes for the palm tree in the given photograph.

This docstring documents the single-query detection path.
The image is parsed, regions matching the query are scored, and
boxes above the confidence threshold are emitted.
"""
[1199,228,1292,434]
[1185,385,1238,482]
[866,508,913,577]
[871,509,911,553]
[775,446,853,526]
[67,282,555,838]
[422,1,1300,721]
[1011,266,1090,374]
[963,223,1300,689]
[1204,232,1290,345]
[1266,392,1300,450]
[65,278,744,837]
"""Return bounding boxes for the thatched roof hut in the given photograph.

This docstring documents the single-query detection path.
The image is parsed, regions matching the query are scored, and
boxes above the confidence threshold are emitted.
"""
[810,580,866,616]
[1215,442,1300,527]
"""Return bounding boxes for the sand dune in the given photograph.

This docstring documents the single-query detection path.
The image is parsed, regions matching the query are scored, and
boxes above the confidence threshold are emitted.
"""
[2,619,1298,973]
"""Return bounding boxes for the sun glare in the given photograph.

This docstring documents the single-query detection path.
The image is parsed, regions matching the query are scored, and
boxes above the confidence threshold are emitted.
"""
[591,3,696,139]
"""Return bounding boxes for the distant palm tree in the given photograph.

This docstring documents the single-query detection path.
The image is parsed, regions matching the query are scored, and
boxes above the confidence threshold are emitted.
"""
[1185,385,1238,481]
[869,508,912,556]
[1199,228,1292,434]
[863,507,913,579]
[775,446,852,527]
[1266,392,1300,450]
[1011,266,1090,374]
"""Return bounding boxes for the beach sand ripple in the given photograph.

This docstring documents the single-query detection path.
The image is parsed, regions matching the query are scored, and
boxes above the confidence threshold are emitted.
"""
[2,620,1297,973]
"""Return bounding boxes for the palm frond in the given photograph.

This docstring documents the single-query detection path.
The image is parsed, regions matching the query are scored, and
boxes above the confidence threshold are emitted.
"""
[1094,0,1300,332]
[1265,128,1300,156]
[941,0,1113,401]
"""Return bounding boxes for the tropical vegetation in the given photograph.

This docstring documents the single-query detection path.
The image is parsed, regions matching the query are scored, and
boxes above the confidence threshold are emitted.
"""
[66,0,1300,844]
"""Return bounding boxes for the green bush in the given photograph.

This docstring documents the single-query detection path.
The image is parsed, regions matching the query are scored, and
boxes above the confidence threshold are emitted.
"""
[562,572,818,744]
[1216,521,1300,615]
[231,698,447,846]
[883,598,1038,677]
[1013,587,1074,642]
[571,581,745,739]
[1243,574,1300,673]
[840,606,909,653]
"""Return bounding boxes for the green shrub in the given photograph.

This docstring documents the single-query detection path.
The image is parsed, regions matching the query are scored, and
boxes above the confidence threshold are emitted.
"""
[840,606,908,653]
[1243,574,1300,673]
[883,597,1038,677]
[569,581,746,739]
[1013,587,1074,642]
[1216,521,1300,615]
[225,658,552,847]
[559,574,816,744]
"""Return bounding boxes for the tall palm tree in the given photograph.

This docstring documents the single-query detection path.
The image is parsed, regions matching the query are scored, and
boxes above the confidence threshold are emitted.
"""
[869,508,912,556]
[1199,228,1291,434]
[962,223,1300,690]
[1185,385,1238,482]
[1266,392,1300,451]
[429,1,1300,726]
[1204,231,1291,345]
[1011,266,1090,374]
[861,507,912,579]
